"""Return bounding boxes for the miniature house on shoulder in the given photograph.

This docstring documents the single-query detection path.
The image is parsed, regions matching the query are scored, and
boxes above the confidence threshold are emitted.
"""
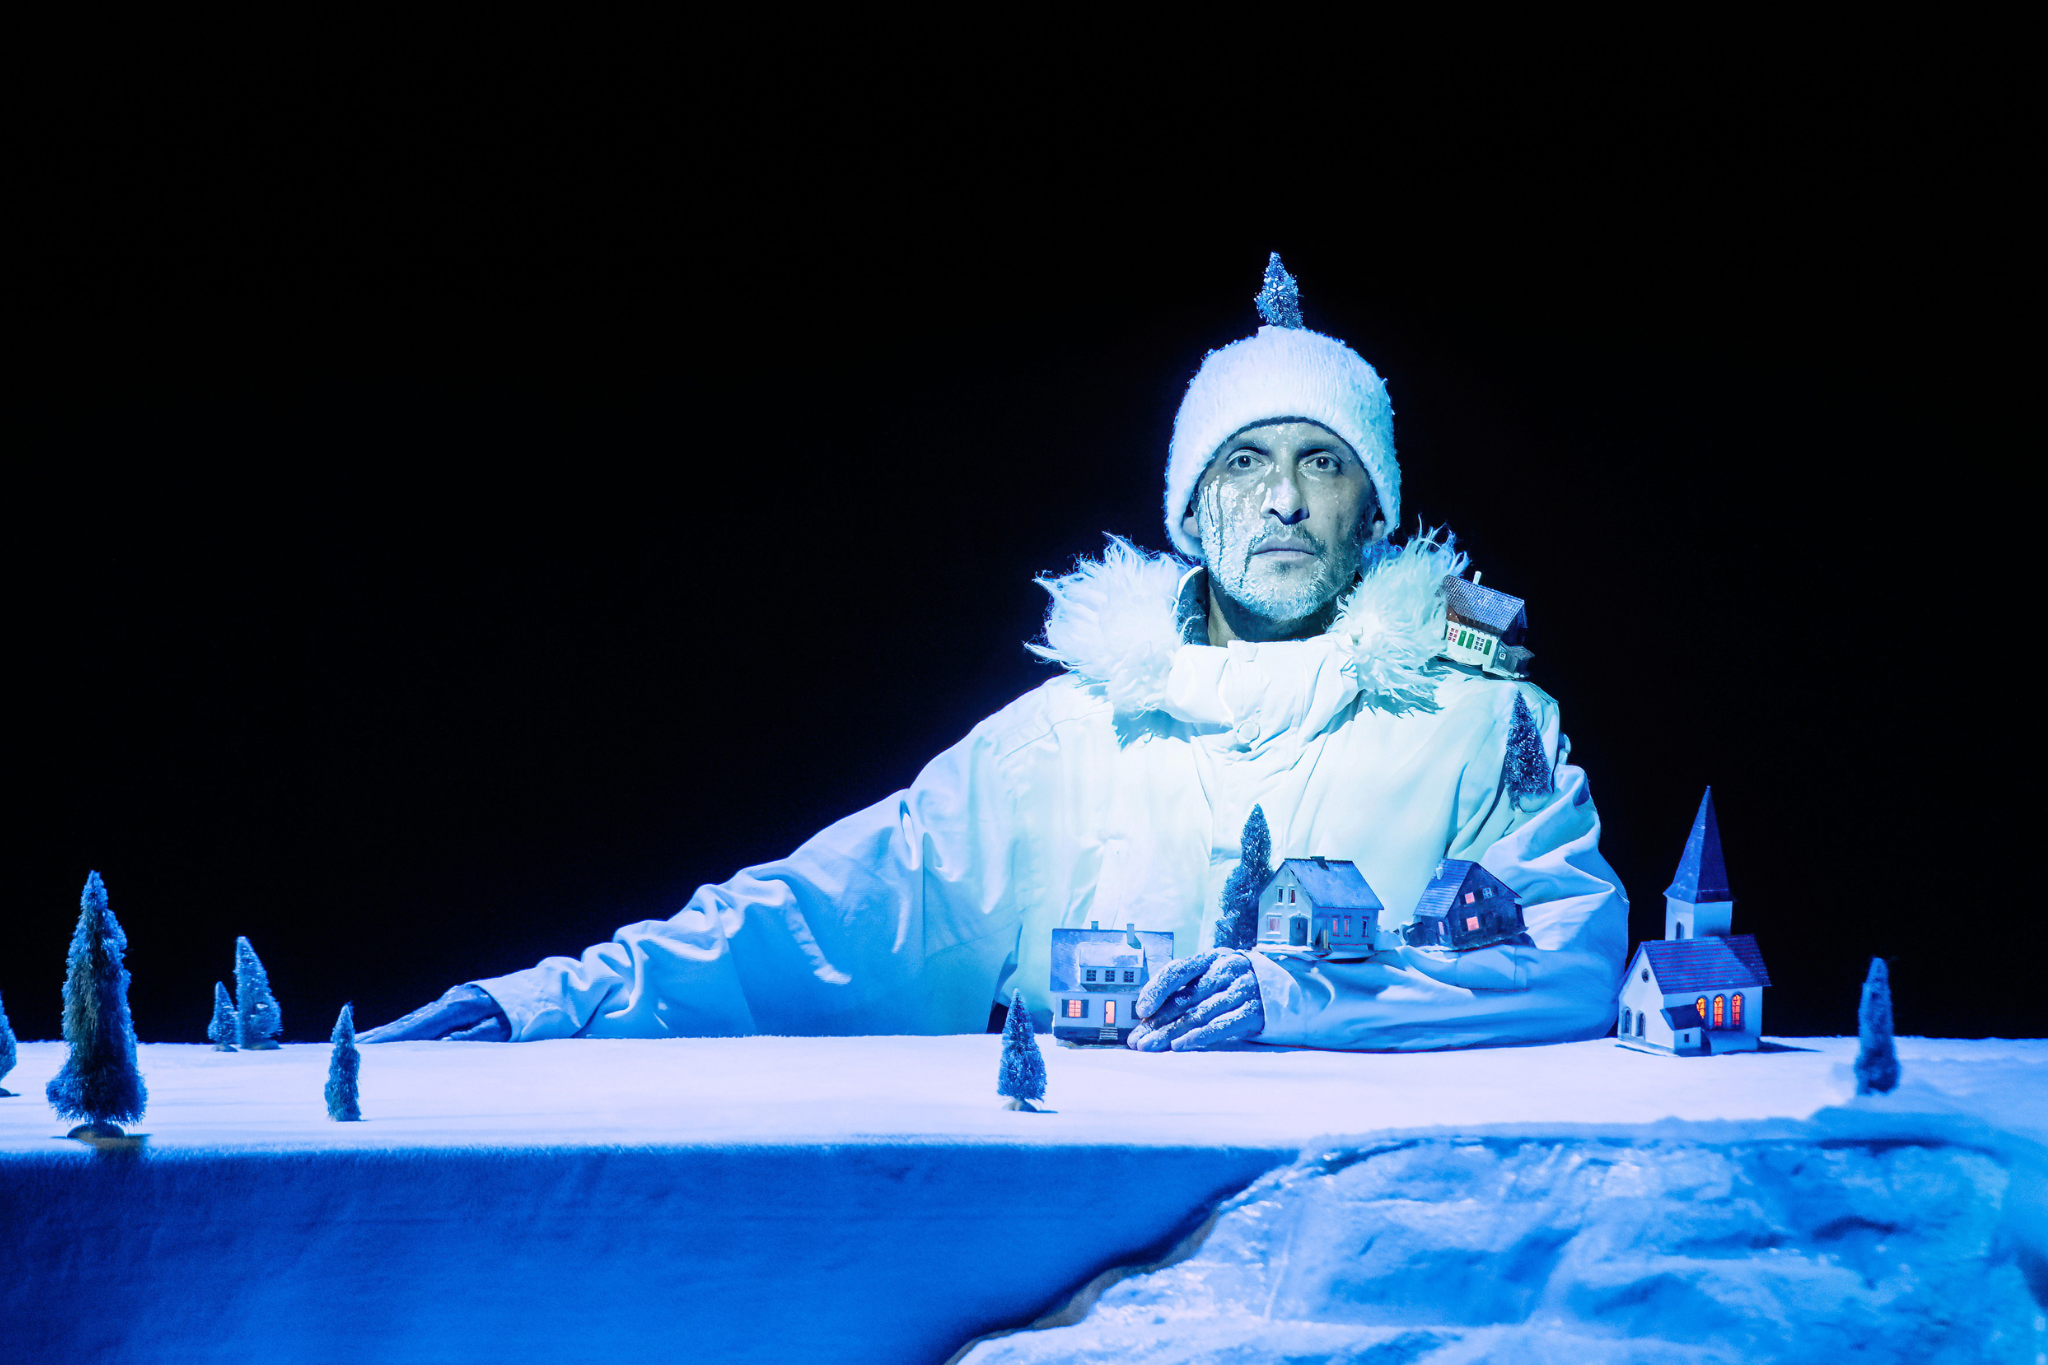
[1619,787,1772,1055]
[1256,857,1381,953]
[1404,860,1526,951]
[1050,922,1174,1046]
[1440,574,1532,680]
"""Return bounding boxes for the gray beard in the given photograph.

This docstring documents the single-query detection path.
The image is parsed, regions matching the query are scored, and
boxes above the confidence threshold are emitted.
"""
[1199,513,1361,630]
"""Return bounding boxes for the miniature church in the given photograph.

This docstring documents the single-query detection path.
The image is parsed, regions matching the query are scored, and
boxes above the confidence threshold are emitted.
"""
[1256,857,1381,953]
[1617,788,1772,1056]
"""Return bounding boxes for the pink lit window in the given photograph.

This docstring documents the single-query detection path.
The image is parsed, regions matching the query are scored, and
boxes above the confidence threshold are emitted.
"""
[1464,892,1476,904]
[1465,915,1480,931]
[1065,999,1084,1019]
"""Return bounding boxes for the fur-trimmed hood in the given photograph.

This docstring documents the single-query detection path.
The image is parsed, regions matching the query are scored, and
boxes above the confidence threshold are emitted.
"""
[1030,534,1466,737]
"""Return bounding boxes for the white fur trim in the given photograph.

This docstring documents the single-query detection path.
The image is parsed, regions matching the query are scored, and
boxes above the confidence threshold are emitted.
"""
[1028,536,1190,716]
[1329,534,1466,715]
[1032,534,1458,719]
[1164,325,1399,560]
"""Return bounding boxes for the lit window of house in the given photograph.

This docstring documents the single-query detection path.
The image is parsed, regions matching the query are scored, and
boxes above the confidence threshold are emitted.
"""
[1695,997,1708,1022]
[1731,994,1744,1028]
[1065,999,1085,1018]
[1713,995,1726,1028]
[1466,916,1480,931]
[1464,892,1476,904]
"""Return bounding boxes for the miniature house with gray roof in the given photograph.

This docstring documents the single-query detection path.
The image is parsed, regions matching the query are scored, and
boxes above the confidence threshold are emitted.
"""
[1404,859,1526,951]
[1050,922,1174,1045]
[1618,788,1772,1055]
[1257,857,1381,953]
[1439,574,1532,679]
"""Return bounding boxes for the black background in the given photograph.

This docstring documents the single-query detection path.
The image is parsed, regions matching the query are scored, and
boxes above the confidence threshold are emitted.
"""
[8,35,2027,1045]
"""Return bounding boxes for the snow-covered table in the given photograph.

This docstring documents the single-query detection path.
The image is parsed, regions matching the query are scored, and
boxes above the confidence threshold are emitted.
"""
[3,1035,2043,1363]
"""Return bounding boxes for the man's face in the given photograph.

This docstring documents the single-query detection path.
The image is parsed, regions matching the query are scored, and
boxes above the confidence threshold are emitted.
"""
[1184,420,1381,629]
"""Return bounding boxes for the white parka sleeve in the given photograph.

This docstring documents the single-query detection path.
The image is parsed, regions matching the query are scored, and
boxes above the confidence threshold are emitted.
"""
[471,715,1029,1041]
[1246,690,1629,1051]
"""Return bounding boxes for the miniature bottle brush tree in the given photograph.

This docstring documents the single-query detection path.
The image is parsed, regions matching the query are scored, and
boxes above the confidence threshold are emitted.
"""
[208,981,238,1051]
[1213,805,1271,951]
[1855,957,1901,1095]
[235,935,283,1049]
[326,1003,362,1121]
[46,871,148,1138]
[997,988,1047,1110]
[0,990,18,1096]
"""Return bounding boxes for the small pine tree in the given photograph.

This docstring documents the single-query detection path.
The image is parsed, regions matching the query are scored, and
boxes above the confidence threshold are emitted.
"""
[1503,693,1553,807]
[208,981,238,1051]
[996,988,1046,1105]
[235,936,282,1049]
[0,990,18,1096]
[1213,805,1272,950]
[1854,957,1901,1096]
[326,1003,362,1121]
[46,871,148,1132]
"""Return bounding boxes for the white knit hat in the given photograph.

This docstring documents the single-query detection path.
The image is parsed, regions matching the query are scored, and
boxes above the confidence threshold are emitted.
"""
[1164,255,1399,561]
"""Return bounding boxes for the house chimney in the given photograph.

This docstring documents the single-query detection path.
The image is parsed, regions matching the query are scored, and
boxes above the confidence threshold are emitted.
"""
[1090,921,1099,930]
[1472,572,1482,586]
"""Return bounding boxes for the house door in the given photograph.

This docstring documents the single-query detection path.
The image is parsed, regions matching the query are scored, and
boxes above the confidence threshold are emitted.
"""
[1290,916,1308,946]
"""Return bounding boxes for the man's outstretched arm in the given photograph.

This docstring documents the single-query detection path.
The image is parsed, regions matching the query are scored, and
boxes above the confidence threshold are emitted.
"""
[361,985,510,1043]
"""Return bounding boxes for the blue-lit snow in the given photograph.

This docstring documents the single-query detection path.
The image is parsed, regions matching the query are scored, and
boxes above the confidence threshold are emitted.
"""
[2,1035,2042,1363]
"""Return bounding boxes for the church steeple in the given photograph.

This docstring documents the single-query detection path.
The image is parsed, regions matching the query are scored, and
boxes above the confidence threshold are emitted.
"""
[1664,788,1733,940]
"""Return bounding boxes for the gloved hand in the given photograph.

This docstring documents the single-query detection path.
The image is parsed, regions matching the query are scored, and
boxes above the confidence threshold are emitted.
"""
[360,985,511,1043]
[1127,949,1265,1052]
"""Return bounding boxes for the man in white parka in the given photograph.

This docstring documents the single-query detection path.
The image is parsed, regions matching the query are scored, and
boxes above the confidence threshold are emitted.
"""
[363,256,1627,1051]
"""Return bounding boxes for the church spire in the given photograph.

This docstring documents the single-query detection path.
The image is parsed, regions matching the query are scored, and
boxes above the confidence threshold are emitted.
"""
[1665,787,1731,903]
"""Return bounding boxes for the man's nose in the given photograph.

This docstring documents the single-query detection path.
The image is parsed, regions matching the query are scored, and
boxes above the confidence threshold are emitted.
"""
[1266,473,1309,524]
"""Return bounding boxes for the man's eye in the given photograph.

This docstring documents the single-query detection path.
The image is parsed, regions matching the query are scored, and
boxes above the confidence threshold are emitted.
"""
[1231,453,1255,468]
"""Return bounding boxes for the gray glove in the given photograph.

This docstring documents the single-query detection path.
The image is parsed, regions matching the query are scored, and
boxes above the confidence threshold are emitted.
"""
[360,985,511,1043]
[1128,949,1265,1052]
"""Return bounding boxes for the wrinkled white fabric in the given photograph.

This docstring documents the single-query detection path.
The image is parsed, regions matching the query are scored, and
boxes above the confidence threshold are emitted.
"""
[475,543,1627,1049]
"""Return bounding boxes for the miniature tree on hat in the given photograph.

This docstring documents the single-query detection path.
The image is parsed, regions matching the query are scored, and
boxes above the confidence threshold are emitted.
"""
[46,871,148,1136]
[1854,957,1901,1095]
[207,981,238,1051]
[235,936,282,1049]
[1214,805,1272,950]
[997,988,1046,1109]
[0,991,18,1096]
[326,1003,362,1121]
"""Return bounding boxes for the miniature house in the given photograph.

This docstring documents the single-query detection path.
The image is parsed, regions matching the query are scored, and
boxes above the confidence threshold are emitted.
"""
[1049,922,1174,1046]
[1618,788,1772,1056]
[1404,859,1526,951]
[1439,574,1533,679]
[1256,857,1381,953]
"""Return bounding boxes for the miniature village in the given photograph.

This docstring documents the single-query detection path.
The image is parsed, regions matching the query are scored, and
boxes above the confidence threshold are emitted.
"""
[5,669,1902,1134]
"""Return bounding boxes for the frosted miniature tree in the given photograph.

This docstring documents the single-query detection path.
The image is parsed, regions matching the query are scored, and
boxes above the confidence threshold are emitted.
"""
[1214,805,1272,950]
[1503,694,1553,808]
[1854,957,1901,1096]
[46,871,148,1135]
[235,935,282,1049]
[208,981,238,1051]
[0,990,17,1096]
[996,988,1046,1106]
[326,1003,362,1121]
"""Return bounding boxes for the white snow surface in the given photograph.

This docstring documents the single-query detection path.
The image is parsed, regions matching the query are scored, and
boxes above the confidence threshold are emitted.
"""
[3,1034,2042,1152]
[4,1036,2044,1364]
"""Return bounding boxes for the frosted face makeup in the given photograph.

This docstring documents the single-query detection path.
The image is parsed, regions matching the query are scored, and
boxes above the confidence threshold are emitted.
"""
[1187,421,1382,636]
